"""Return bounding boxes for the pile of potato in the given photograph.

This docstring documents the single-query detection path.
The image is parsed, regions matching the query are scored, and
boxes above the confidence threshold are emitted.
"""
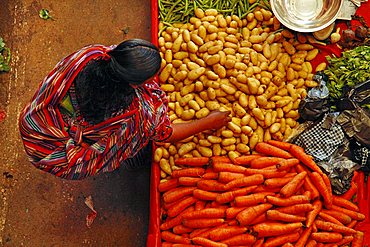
[155,7,320,178]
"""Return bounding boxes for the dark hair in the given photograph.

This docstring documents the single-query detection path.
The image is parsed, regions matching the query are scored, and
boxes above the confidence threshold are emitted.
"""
[75,39,161,124]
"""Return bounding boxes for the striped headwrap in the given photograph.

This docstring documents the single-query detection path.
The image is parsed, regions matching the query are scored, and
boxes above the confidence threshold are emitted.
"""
[19,44,172,179]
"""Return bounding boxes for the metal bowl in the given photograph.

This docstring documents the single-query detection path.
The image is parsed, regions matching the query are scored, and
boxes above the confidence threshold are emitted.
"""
[270,0,344,33]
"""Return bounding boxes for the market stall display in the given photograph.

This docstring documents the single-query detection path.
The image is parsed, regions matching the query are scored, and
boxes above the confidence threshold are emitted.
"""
[147,0,370,246]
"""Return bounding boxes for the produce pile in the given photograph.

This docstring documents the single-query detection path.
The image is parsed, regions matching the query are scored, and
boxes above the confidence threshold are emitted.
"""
[158,141,365,246]
[155,5,321,178]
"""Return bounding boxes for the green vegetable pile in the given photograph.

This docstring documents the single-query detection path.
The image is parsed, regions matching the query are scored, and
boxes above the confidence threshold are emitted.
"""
[0,37,11,72]
[324,46,370,100]
[158,0,270,27]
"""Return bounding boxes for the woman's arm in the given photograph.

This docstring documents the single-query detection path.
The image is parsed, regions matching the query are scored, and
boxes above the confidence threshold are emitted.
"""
[164,110,231,143]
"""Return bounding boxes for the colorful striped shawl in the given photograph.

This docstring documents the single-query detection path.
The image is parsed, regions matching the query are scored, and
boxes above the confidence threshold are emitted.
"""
[19,44,172,179]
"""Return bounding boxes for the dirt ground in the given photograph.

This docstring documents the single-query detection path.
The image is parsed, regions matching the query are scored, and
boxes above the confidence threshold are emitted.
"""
[0,1,154,246]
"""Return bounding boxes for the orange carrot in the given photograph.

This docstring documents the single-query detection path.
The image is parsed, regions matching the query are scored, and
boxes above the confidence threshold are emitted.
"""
[252,238,264,247]
[331,205,365,221]
[244,167,287,179]
[158,178,179,192]
[178,177,202,187]
[276,158,300,170]
[175,157,210,166]
[320,209,351,225]
[266,209,306,222]
[172,244,202,247]
[236,203,273,226]
[346,219,358,228]
[172,224,193,234]
[182,218,224,229]
[194,200,206,211]
[161,231,191,244]
[234,154,265,166]
[281,243,294,247]
[212,162,246,173]
[295,226,312,247]
[249,157,285,169]
[251,222,302,237]
[276,203,314,214]
[211,156,231,164]
[309,172,333,208]
[339,181,358,201]
[163,187,197,203]
[226,206,247,219]
[253,185,282,194]
[332,195,359,212]
[182,208,226,219]
[305,239,317,247]
[265,194,310,207]
[352,231,365,247]
[314,219,357,235]
[193,189,219,201]
[171,167,206,178]
[208,225,248,241]
[280,171,307,197]
[189,227,211,238]
[263,175,296,188]
[289,144,323,174]
[202,171,219,180]
[310,232,342,243]
[196,179,226,192]
[220,233,256,246]
[334,235,354,246]
[191,236,227,247]
[306,200,322,228]
[249,212,267,225]
[167,196,197,218]
[217,171,244,183]
[255,142,293,158]
[234,192,273,207]
[224,174,264,190]
[263,232,300,247]
[160,206,195,230]
[215,185,257,204]
[267,140,293,151]
[295,164,320,200]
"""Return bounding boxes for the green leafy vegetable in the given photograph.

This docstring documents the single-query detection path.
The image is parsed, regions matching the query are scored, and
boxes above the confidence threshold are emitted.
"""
[39,9,53,20]
[0,37,11,72]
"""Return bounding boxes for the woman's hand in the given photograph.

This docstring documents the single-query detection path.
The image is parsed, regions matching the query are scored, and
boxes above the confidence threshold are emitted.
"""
[205,110,232,130]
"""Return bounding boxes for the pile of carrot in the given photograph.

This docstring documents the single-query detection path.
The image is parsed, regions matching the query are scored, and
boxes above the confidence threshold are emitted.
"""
[158,140,365,247]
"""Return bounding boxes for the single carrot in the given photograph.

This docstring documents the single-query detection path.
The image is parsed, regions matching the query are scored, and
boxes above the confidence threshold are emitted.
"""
[172,224,193,234]
[276,203,314,214]
[171,167,206,178]
[208,225,248,241]
[215,185,257,204]
[195,223,229,239]
[194,200,206,211]
[320,209,351,225]
[175,157,210,166]
[332,195,359,212]
[267,140,293,151]
[351,231,364,247]
[249,156,285,169]
[263,174,296,188]
[310,232,343,243]
[178,177,202,187]
[189,227,211,238]
[279,171,307,197]
[252,238,264,247]
[193,189,219,201]
[305,239,317,247]
[234,192,273,207]
[161,230,192,244]
[182,208,226,219]
[265,194,310,207]
[339,181,358,201]
[248,213,267,225]
[160,206,195,230]
[255,142,293,159]
[182,218,224,229]
[236,203,273,226]
[331,205,365,221]
[295,226,312,247]
[211,156,231,164]
[251,222,302,237]
[224,174,264,190]
[314,219,357,235]
[234,154,265,166]
[244,167,287,179]
[276,158,300,170]
[333,235,354,246]
[295,164,320,200]
[191,236,227,247]
[266,209,306,222]
[226,206,247,219]
[309,172,333,208]
[158,178,179,192]
[196,179,226,192]
[281,243,294,247]
[346,219,358,228]
[212,162,246,173]
[163,187,197,203]
[306,199,322,228]
[263,232,300,247]
[167,196,197,218]
[289,144,323,174]
[202,171,219,180]
[220,233,256,246]
[217,171,244,183]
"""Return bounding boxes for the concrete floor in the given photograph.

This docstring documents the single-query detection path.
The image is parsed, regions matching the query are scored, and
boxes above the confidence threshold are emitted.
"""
[0,1,153,246]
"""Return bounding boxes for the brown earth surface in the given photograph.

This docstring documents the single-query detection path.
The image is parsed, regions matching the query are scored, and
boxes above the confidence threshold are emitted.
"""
[0,1,153,246]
